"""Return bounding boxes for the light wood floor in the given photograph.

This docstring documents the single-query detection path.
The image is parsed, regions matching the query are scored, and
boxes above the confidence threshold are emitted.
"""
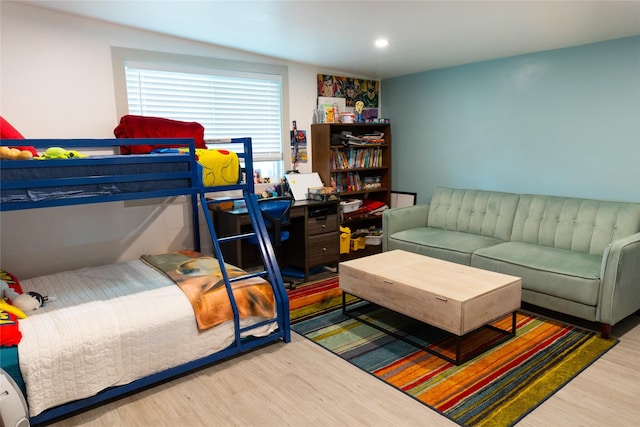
[50,312,640,427]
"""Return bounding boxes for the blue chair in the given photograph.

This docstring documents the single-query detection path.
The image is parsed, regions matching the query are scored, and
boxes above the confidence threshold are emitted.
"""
[248,196,295,248]
[248,195,296,288]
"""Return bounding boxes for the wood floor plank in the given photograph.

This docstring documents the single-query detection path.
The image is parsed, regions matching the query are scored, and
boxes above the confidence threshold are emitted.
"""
[50,313,640,426]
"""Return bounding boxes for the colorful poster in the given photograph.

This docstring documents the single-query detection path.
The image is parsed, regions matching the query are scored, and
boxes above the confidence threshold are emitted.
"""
[317,74,379,108]
[290,129,308,165]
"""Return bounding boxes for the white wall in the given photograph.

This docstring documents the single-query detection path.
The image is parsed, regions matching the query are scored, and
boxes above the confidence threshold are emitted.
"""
[0,2,364,278]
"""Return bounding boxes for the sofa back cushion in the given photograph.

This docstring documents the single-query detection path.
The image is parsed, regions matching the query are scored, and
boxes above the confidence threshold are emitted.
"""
[427,187,520,241]
[511,194,640,255]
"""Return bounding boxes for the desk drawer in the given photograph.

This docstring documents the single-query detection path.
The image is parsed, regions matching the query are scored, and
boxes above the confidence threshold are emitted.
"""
[308,232,339,266]
[308,214,338,236]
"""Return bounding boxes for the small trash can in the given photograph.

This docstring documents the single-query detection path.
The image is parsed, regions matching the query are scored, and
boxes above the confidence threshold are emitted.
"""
[340,226,351,254]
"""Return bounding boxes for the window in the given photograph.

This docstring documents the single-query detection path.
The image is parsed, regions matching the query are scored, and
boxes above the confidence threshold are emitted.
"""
[112,47,288,180]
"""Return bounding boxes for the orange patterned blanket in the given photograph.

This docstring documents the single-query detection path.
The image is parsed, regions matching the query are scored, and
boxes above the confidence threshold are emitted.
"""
[141,252,274,330]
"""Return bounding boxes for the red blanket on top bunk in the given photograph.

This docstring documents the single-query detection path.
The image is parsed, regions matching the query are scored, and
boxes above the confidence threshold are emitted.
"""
[114,114,207,154]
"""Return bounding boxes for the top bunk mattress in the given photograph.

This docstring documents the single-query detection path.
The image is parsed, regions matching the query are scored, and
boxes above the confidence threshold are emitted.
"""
[0,137,250,210]
[15,257,277,417]
[0,155,191,204]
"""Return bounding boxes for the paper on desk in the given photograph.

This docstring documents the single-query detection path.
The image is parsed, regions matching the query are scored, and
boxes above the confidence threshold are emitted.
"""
[285,172,324,201]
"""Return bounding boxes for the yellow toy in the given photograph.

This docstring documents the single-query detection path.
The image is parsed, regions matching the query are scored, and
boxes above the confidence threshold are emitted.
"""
[180,148,240,187]
[0,299,27,319]
[35,147,87,159]
[0,146,33,160]
[1,280,41,319]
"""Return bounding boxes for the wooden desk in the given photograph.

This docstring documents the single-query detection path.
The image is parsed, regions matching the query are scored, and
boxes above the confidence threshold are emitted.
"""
[211,199,340,281]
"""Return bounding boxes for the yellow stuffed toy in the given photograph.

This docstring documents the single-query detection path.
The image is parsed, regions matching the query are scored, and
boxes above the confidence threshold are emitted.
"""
[180,148,240,187]
[1,280,41,319]
[0,146,33,160]
[35,147,87,159]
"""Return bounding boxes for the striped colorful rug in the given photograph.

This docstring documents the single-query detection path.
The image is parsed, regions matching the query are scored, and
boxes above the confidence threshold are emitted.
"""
[289,276,619,427]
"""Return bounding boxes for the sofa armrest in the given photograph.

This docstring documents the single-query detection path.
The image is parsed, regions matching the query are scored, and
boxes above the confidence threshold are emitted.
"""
[382,203,430,251]
[597,232,640,326]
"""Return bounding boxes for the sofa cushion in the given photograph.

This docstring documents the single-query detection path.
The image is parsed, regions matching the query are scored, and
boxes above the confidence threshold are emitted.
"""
[472,242,601,306]
[389,227,504,265]
[510,194,640,256]
[427,187,520,241]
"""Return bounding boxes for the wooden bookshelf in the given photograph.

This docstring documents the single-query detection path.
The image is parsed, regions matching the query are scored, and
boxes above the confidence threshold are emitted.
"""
[311,123,391,260]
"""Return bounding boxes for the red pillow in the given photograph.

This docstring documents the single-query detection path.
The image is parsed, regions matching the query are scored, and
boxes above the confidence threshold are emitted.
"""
[114,115,206,154]
[0,116,38,156]
[1,270,24,347]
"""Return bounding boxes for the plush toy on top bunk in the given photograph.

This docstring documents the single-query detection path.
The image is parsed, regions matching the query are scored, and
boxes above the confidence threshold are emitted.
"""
[0,116,38,160]
[35,147,87,159]
[1,146,89,160]
[179,147,240,187]
[114,114,240,187]
[0,146,34,160]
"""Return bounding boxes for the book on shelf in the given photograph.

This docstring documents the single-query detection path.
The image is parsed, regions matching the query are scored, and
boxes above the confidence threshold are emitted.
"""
[359,132,385,144]
[332,172,361,192]
[331,147,383,170]
[333,131,386,146]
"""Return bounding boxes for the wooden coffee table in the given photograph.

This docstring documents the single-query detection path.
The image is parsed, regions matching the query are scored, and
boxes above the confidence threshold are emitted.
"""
[339,250,522,365]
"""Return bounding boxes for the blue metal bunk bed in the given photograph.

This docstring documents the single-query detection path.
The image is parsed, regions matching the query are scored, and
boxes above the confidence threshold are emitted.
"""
[0,137,290,425]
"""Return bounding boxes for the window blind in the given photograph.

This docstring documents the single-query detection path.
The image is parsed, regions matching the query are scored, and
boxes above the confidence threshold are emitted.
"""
[125,65,283,161]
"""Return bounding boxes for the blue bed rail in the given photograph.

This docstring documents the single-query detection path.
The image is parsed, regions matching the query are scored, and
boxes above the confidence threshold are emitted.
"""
[0,138,201,210]
[0,137,290,426]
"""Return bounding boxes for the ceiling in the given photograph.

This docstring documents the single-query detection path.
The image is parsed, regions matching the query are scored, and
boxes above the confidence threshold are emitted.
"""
[17,0,640,79]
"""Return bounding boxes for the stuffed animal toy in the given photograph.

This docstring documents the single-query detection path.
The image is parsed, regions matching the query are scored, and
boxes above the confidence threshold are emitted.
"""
[0,146,33,160]
[0,115,38,157]
[0,280,41,318]
[35,147,87,159]
[179,148,240,187]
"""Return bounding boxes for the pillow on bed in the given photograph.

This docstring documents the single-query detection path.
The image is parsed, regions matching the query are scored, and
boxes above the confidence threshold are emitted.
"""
[114,114,207,154]
[180,148,240,186]
[0,269,24,347]
[0,116,38,156]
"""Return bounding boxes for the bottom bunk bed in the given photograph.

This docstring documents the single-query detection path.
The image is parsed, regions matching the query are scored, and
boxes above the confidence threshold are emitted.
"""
[0,137,290,426]
[2,254,282,425]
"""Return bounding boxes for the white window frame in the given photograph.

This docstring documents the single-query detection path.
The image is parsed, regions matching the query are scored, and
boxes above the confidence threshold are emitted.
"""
[111,47,289,179]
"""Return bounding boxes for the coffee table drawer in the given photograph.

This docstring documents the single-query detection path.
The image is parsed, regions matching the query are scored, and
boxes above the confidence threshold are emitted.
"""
[340,266,462,333]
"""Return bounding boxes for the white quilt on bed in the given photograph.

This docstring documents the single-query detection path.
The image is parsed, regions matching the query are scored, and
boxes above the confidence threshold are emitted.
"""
[17,260,277,417]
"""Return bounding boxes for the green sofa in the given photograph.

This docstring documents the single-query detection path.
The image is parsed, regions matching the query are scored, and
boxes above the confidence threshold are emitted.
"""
[382,186,640,337]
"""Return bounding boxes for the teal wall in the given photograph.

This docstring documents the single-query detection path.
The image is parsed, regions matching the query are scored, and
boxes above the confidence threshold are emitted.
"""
[382,37,640,204]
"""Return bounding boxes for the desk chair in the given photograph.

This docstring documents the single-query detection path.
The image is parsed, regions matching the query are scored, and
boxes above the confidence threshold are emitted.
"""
[248,196,296,287]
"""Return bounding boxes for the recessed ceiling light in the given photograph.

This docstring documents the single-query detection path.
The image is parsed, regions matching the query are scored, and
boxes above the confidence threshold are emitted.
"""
[374,38,389,48]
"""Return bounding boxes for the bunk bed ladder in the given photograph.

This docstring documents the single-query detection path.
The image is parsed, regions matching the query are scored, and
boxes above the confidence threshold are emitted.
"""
[197,137,290,346]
